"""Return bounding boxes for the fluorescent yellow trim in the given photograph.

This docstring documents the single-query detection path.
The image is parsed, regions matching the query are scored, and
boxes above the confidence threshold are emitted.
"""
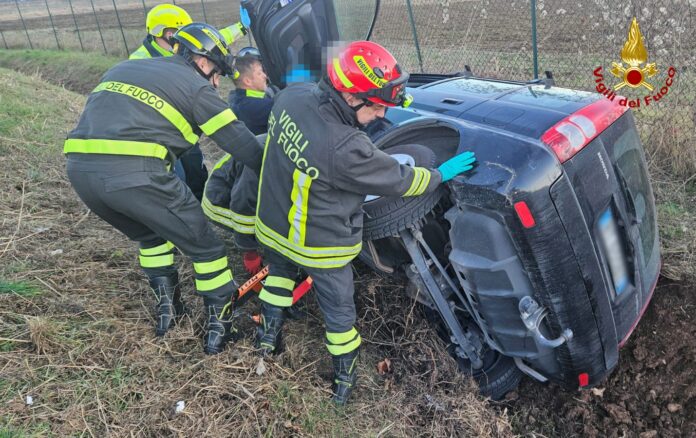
[139,253,174,268]
[139,242,174,256]
[200,109,237,136]
[176,30,203,49]
[333,58,354,88]
[326,334,362,356]
[353,55,387,87]
[64,139,169,160]
[201,28,228,55]
[93,81,198,145]
[287,169,312,246]
[195,269,233,292]
[326,327,359,345]
[193,257,228,275]
[265,276,295,291]
[259,288,293,307]
[245,89,266,98]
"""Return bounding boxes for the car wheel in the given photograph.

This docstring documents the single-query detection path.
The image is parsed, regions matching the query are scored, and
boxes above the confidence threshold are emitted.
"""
[363,144,445,241]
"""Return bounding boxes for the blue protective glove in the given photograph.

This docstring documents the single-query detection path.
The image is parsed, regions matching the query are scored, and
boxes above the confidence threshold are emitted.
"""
[437,151,477,182]
[240,5,252,29]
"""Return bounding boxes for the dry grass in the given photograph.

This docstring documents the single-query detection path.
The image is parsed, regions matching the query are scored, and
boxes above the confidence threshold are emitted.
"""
[0,67,512,436]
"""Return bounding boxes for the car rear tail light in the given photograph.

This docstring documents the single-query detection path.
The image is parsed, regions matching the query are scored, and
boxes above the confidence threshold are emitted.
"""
[541,98,628,163]
[514,201,536,228]
[578,372,590,387]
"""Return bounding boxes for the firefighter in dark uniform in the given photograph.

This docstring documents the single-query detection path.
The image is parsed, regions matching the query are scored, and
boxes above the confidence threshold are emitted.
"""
[203,47,272,274]
[254,41,478,404]
[129,3,248,201]
[64,23,262,355]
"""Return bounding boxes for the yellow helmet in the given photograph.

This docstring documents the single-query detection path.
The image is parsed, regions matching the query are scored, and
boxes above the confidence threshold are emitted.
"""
[146,4,193,37]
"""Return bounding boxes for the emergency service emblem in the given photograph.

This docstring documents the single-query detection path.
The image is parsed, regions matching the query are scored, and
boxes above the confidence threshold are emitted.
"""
[592,17,676,108]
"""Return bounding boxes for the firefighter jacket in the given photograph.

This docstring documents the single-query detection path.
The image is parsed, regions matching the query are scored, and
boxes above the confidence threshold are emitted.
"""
[228,88,274,135]
[255,79,442,269]
[129,35,171,60]
[64,55,263,174]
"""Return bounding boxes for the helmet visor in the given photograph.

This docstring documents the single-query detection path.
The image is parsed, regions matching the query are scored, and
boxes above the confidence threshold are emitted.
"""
[358,72,411,107]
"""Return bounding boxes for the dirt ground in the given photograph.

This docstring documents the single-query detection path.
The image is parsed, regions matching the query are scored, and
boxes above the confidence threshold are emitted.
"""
[507,280,695,437]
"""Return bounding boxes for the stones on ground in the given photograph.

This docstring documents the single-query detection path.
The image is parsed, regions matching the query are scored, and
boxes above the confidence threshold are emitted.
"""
[255,357,267,376]
[666,403,681,413]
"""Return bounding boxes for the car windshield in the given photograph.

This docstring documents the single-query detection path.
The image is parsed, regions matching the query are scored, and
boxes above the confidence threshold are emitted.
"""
[333,0,378,41]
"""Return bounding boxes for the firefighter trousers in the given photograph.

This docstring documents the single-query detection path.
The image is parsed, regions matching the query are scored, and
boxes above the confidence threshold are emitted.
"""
[259,249,362,356]
[66,155,236,298]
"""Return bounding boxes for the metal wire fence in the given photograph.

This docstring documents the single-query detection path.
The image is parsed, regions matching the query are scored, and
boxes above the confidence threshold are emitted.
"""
[1,0,694,175]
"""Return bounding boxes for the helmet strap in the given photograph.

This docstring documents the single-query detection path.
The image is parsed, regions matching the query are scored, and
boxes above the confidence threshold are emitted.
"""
[183,54,216,82]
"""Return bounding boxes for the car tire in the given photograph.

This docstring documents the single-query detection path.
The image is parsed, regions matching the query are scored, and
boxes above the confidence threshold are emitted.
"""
[363,144,445,241]
[462,349,523,400]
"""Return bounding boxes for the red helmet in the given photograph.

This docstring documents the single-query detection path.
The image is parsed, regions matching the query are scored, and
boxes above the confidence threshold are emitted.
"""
[327,41,412,107]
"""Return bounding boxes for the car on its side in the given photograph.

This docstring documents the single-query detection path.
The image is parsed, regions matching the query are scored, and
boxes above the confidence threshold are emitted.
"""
[241,0,661,399]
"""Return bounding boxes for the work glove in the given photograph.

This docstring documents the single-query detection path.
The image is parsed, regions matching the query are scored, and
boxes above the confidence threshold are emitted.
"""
[240,5,252,30]
[437,151,477,182]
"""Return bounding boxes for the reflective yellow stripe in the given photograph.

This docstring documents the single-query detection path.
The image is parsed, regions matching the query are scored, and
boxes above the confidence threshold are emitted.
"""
[404,167,431,197]
[212,153,232,171]
[139,253,174,268]
[287,169,312,246]
[176,30,203,49]
[201,28,229,55]
[195,269,233,292]
[193,257,228,275]
[326,334,362,356]
[255,219,361,269]
[202,196,256,234]
[326,327,359,345]
[259,288,293,307]
[265,276,295,291]
[93,81,198,145]
[64,139,169,160]
[200,109,237,136]
[245,89,266,98]
[333,58,354,88]
[139,241,174,256]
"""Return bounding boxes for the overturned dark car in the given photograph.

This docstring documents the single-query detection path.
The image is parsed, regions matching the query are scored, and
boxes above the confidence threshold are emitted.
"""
[241,0,661,399]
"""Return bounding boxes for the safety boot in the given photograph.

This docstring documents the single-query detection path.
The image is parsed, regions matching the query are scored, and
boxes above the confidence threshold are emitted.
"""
[331,348,360,406]
[149,274,184,337]
[203,295,235,355]
[255,302,285,355]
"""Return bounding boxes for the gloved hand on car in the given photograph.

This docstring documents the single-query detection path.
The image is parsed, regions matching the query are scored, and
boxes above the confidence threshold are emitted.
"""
[437,151,477,182]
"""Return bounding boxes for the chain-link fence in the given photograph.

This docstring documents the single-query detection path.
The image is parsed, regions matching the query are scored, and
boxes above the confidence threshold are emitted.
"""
[1,0,694,176]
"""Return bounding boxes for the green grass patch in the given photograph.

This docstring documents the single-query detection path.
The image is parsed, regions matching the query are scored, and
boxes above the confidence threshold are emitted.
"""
[0,280,41,297]
[0,49,121,95]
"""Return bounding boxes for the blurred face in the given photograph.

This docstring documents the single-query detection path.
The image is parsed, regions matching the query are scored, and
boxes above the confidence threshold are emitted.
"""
[342,92,387,125]
[156,28,178,50]
[242,61,268,92]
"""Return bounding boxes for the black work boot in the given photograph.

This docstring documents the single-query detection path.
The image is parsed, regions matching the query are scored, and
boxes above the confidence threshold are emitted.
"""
[149,274,184,337]
[203,295,235,355]
[255,302,286,355]
[331,348,360,406]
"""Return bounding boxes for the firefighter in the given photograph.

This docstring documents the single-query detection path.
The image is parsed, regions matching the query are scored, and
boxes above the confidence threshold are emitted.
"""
[253,41,477,404]
[129,3,249,201]
[202,47,272,274]
[64,23,262,355]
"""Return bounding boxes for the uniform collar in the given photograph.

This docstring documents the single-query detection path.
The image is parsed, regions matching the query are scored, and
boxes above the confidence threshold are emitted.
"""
[318,77,358,127]
[236,88,266,98]
[144,35,172,58]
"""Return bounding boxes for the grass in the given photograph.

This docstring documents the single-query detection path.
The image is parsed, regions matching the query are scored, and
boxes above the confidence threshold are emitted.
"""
[0,65,512,436]
[0,280,41,297]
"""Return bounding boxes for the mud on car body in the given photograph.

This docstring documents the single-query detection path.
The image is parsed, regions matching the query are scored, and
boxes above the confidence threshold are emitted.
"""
[241,0,661,399]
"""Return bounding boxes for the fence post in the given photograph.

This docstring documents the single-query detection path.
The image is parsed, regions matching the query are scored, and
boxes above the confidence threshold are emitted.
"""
[404,0,424,73]
[111,0,130,55]
[67,0,85,52]
[44,0,62,50]
[0,31,8,49]
[531,0,539,79]
[14,0,33,50]
[89,0,108,54]
[199,0,209,23]
[141,0,147,14]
